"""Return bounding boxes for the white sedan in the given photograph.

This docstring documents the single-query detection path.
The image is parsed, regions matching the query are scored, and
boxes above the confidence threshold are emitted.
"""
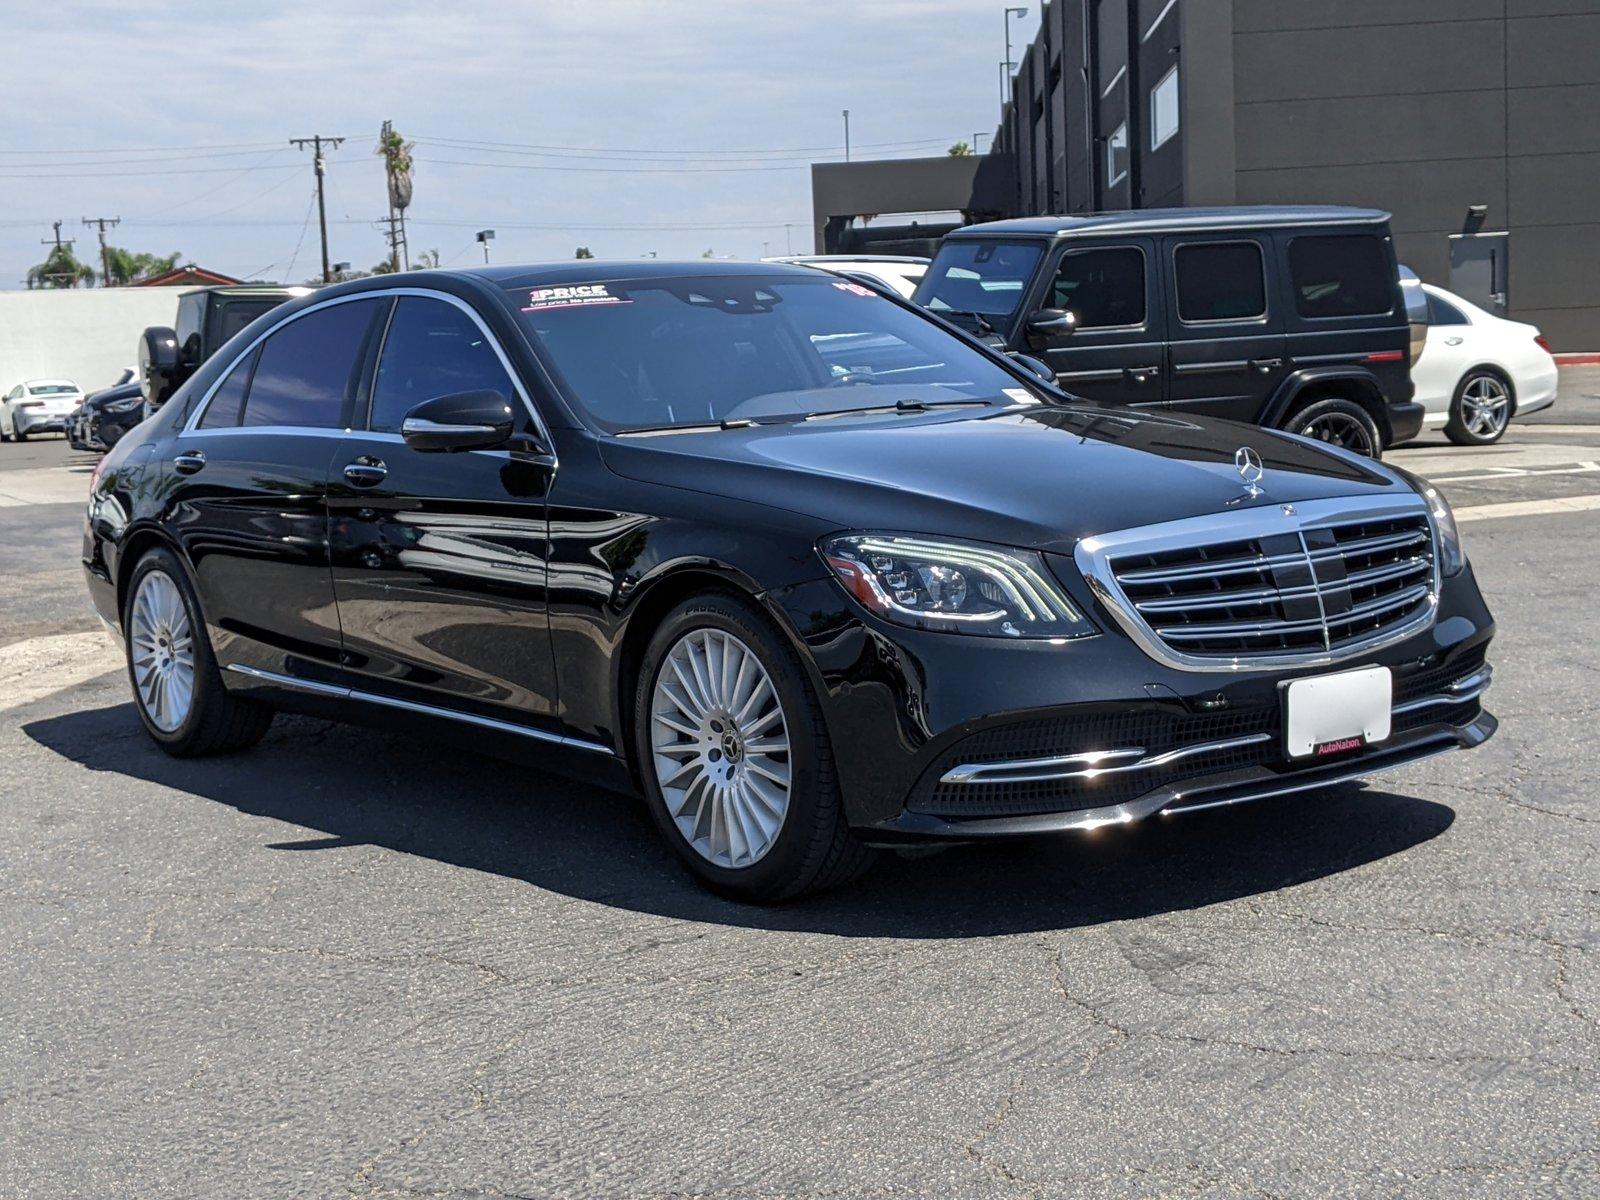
[1,379,85,442]
[1412,284,1558,445]
[761,255,928,299]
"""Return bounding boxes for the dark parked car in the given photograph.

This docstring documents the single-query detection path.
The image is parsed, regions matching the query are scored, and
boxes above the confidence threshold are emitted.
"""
[85,262,1494,901]
[68,382,145,452]
[912,206,1427,458]
[138,284,311,416]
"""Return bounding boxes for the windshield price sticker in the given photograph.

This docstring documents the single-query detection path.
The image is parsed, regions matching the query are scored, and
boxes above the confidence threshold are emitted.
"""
[831,281,878,298]
[522,284,631,312]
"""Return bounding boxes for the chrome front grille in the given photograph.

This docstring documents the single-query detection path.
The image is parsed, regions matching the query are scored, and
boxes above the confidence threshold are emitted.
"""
[1075,496,1440,671]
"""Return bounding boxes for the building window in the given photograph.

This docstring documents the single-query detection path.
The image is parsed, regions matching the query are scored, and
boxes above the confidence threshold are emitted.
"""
[1106,122,1129,187]
[1151,65,1179,151]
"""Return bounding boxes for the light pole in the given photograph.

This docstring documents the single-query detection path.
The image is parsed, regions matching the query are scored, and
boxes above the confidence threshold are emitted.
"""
[1002,6,1028,103]
[842,109,851,162]
[476,229,495,263]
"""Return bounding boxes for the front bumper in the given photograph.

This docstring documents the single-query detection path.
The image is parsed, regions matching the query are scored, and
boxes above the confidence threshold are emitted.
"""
[778,555,1496,838]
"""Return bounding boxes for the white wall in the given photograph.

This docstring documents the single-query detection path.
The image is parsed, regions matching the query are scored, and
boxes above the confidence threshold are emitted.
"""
[0,288,183,394]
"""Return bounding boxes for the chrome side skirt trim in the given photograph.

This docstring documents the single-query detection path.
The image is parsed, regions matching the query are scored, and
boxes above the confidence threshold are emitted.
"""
[939,732,1272,786]
[224,663,613,756]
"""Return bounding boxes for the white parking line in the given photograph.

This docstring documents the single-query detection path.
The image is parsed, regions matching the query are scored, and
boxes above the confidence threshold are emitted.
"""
[0,630,123,713]
[1455,493,1600,523]
[1429,460,1600,484]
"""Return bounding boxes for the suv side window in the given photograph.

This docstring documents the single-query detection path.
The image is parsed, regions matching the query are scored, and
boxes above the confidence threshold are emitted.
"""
[1174,241,1266,323]
[1287,235,1393,318]
[1426,293,1469,326]
[1051,246,1145,328]
[197,347,258,429]
[241,299,384,429]
[369,297,517,433]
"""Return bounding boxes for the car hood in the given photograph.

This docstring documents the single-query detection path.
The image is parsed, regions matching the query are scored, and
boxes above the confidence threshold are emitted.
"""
[599,404,1415,554]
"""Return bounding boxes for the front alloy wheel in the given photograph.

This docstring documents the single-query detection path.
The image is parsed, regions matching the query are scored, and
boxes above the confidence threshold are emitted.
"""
[634,593,875,902]
[650,628,791,868]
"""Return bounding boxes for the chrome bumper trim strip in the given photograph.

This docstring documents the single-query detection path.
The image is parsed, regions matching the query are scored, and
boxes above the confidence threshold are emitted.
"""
[939,732,1273,786]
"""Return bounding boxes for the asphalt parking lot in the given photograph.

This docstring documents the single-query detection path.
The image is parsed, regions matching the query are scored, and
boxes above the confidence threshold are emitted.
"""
[3,377,1598,1199]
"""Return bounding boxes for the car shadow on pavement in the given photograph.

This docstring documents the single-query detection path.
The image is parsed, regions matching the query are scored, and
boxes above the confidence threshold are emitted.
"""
[25,703,1456,939]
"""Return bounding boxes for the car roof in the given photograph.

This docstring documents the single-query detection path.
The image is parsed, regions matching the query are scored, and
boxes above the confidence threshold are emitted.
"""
[22,379,79,389]
[179,284,315,299]
[458,260,827,288]
[762,255,930,265]
[948,205,1392,239]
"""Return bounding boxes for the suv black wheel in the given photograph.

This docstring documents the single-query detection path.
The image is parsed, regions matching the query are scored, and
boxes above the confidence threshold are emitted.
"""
[1285,396,1383,459]
[633,591,876,903]
[1446,369,1513,446]
[124,546,274,757]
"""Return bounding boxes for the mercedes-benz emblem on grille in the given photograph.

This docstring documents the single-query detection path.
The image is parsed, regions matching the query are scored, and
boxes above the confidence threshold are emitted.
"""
[1234,446,1265,497]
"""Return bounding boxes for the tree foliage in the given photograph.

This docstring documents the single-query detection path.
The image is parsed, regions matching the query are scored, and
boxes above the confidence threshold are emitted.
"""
[947,141,973,157]
[27,245,96,288]
[101,247,183,286]
[574,246,595,259]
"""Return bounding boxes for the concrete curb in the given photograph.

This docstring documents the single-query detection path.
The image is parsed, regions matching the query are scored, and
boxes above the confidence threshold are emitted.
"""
[1555,353,1600,365]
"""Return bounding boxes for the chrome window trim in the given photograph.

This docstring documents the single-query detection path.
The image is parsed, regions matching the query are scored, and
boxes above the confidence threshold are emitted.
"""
[180,287,557,466]
[225,664,611,755]
[1073,493,1441,673]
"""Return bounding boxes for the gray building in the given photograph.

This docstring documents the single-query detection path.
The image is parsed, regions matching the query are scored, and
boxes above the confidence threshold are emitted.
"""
[819,1,1600,348]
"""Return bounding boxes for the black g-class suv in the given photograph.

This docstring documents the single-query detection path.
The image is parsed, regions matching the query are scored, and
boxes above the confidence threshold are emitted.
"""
[138,284,312,415]
[912,206,1426,457]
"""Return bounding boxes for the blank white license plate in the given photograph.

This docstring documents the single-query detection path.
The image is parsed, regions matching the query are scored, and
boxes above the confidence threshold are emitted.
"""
[1284,666,1392,759]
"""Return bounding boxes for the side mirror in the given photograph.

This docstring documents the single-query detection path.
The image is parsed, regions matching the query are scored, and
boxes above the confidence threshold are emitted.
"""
[1025,308,1078,346]
[138,326,186,406]
[401,389,515,453]
[1011,354,1056,385]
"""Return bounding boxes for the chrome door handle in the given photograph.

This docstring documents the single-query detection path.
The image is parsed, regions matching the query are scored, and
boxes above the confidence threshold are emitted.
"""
[342,458,387,488]
[1125,365,1161,384]
[1250,357,1283,373]
[1445,336,1464,346]
[173,450,206,475]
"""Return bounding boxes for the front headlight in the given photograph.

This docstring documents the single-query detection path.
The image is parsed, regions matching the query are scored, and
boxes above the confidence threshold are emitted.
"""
[1393,468,1465,577]
[820,533,1096,639]
[104,397,144,414]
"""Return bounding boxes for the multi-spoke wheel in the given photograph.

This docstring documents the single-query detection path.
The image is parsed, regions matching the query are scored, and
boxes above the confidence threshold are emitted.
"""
[122,546,273,756]
[650,628,791,869]
[129,570,196,733]
[634,592,875,902]
[1447,370,1513,446]
[1285,396,1383,459]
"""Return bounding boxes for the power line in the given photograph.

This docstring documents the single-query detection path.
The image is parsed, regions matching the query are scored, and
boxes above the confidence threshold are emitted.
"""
[410,132,956,157]
[0,140,283,156]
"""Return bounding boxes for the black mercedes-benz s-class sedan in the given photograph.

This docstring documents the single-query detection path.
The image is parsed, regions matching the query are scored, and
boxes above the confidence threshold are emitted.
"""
[83,261,1496,901]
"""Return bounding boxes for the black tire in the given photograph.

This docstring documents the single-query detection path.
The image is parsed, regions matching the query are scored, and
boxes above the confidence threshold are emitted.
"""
[632,591,876,903]
[1445,368,1514,446]
[1284,396,1383,459]
[123,545,274,756]
[13,426,26,443]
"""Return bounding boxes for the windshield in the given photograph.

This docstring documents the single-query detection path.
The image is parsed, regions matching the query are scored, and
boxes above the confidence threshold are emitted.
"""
[28,384,78,396]
[913,240,1044,318]
[511,274,1037,433]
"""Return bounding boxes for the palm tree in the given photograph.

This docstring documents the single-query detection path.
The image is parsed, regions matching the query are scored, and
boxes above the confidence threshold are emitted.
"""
[101,247,182,286]
[947,141,973,157]
[26,246,95,288]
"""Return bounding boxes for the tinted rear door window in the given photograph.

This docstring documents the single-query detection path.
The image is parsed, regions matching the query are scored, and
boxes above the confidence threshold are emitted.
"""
[369,297,516,433]
[197,347,257,428]
[241,299,383,429]
[1174,242,1266,323]
[1288,235,1394,318]
[1051,247,1146,328]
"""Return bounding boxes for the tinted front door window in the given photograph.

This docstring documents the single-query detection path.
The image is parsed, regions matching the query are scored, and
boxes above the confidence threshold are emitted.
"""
[1174,242,1266,323]
[370,297,517,432]
[1052,247,1145,329]
[241,299,382,428]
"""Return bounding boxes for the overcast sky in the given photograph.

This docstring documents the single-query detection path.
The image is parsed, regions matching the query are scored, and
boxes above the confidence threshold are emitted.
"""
[3,1,1040,286]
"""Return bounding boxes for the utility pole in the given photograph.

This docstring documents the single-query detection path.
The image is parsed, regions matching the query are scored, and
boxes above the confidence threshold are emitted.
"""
[81,216,120,287]
[842,109,851,161]
[290,134,345,283]
[40,221,77,286]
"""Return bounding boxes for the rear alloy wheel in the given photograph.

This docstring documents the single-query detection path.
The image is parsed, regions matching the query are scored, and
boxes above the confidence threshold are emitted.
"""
[635,592,875,902]
[124,547,274,756]
[1446,370,1512,446]
[1286,397,1382,459]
